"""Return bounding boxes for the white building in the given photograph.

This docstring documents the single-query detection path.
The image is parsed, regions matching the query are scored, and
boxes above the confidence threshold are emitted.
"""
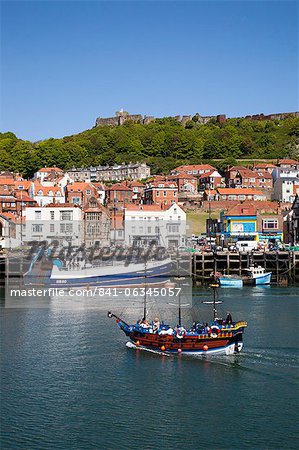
[25,205,82,246]
[272,177,299,203]
[34,167,64,182]
[272,167,299,181]
[32,181,65,207]
[67,162,151,182]
[92,183,106,205]
[124,203,186,249]
[0,214,22,248]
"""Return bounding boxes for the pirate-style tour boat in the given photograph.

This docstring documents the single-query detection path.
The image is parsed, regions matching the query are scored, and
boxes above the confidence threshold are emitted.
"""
[108,282,247,356]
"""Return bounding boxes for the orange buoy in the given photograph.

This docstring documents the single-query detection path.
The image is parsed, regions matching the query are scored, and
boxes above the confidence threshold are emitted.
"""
[161,345,166,351]
[136,341,140,347]
[203,344,209,351]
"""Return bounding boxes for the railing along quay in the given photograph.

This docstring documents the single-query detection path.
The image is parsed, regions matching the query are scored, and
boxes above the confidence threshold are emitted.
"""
[192,251,299,285]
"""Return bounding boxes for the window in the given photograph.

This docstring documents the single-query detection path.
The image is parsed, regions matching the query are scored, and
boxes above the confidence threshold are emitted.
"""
[131,226,136,233]
[32,224,43,233]
[50,211,54,220]
[60,223,73,233]
[173,191,177,196]
[50,224,55,232]
[156,191,160,197]
[263,219,278,229]
[155,226,159,234]
[147,227,152,234]
[163,191,167,197]
[35,211,41,220]
[72,197,80,204]
[60,211,73,221]
[250,178,255,182]
[86,190,91,195]
[168,225,179,233]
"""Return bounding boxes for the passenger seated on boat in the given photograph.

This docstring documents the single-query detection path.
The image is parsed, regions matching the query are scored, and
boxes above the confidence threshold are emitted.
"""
[159,327,174,336]
[175,325,186,337]
[225,312,233,325]
[140,319,151,329]
[152,318,160,333]
[188,322,199,334]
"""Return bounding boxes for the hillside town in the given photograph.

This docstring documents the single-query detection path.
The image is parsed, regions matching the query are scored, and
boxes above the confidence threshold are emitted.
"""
[0,159,298,251]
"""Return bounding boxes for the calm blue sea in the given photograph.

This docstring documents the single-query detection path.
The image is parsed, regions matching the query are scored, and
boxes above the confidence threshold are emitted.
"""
[1,286,298,450]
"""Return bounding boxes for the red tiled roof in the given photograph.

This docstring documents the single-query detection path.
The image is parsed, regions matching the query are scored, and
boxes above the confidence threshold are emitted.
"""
[92,182,105,189]
[148,181,178,188]
[168,173,195,180]
[253,163,277,169]
[278,159,299,165]
[67,182,94,192]
[226,204,257,216]
[125,204,165,211]
[226,166,247,172]
[34,182,64,196]
[38,167,63,173]
[130,180,145,187]
[204,189,217,195]
[14,180,32,190]
[0,178,15,185]
[255,171,273,179]
[217,188,264,196]
[199,170,221,179]
[108,183,132,191]
[14,191,35,202]
[173,164,215,172]
[236,168,257,178]
[0,212,18,223]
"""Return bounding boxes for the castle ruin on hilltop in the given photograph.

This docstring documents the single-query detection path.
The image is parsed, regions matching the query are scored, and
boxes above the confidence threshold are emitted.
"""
[95,109,226,127]
[95,109,299,127]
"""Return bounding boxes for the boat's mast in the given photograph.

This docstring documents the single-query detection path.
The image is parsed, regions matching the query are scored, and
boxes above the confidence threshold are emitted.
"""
[177,251,182,326]
[213,286,217,320]
[143,258,147,320]
[210,283,218,320]
[178,286,182,326]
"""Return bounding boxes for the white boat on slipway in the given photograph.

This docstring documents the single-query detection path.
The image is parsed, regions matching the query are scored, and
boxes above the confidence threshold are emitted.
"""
[24,256,174,288]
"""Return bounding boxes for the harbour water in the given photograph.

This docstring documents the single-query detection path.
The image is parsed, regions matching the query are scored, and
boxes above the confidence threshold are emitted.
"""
[1,286,298,449]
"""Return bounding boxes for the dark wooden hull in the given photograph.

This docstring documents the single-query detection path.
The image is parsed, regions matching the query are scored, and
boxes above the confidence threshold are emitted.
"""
[127,329,244,354]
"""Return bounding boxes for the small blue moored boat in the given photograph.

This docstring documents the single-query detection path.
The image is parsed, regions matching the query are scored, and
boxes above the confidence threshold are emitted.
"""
[219,266,272,287]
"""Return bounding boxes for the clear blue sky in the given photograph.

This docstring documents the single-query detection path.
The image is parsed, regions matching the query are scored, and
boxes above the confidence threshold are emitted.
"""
[1,1,298,141]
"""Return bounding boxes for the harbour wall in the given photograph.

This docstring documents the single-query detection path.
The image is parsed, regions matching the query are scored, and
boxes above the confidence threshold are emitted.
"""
[192,251,299,285]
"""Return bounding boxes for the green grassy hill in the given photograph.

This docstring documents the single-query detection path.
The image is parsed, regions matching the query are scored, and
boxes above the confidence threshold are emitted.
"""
[1,116,298,178]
